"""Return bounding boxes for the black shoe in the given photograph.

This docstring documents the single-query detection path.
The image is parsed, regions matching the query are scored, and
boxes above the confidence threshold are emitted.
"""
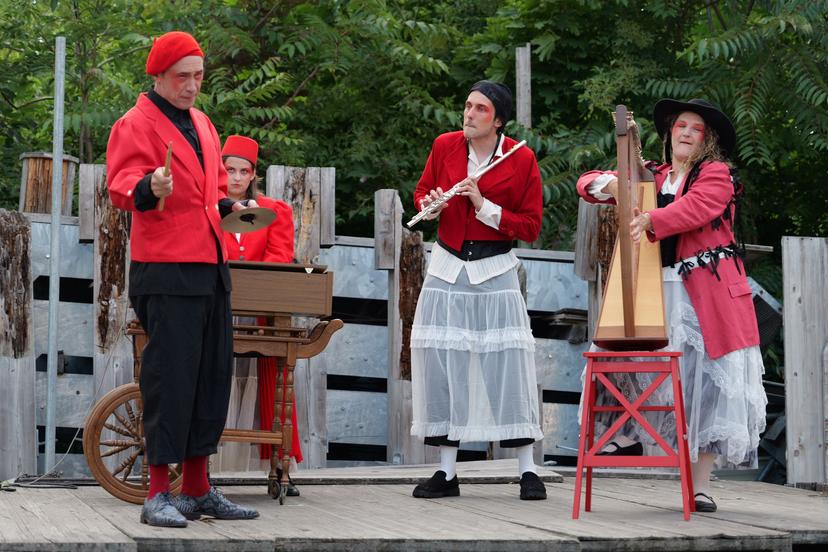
[140,492,188,527]
[519,472,547,500]
[597,441,644,456]
[412,470,460,498]
[694,492,717,512]
[277,467,300,497]
[172,487,259,520]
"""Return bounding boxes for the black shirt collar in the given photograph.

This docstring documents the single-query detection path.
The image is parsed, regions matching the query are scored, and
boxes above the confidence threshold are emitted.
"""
[147,88,193,127]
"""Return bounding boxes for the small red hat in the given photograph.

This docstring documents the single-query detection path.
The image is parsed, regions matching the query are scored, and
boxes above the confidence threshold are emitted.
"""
[221,135,259,166]
[145,31,204,75]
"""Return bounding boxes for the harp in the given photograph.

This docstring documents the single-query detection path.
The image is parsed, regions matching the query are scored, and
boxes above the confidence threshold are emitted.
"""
[592,105,668,351]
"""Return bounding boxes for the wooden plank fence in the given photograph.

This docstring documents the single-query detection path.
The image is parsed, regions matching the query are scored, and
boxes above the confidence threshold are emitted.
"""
[0,210,36,481]
[783,236,828,485]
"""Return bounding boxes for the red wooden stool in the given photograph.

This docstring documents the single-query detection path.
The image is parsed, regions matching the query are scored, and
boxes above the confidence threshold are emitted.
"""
[572,351,695,520]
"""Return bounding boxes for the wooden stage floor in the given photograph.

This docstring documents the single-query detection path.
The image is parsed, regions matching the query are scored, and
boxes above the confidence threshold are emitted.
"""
[1,460,826,551]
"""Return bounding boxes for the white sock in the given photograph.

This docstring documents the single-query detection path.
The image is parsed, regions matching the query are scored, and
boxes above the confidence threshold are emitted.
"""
[516,444,536,476]
[439,446,458,480]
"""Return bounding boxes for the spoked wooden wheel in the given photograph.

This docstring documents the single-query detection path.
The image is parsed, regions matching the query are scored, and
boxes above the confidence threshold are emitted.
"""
[83,383,182,504]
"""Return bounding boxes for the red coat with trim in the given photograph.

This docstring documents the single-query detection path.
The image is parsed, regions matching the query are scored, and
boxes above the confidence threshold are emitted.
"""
[223,195,295,262]
[106,93,228,263]
[576,160,759,359]
[413,131,543,251]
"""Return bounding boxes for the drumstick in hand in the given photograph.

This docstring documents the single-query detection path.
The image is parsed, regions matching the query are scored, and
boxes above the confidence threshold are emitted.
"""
[157,141,173,212]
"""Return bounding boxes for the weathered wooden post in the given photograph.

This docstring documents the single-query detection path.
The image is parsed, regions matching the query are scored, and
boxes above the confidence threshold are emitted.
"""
[374,189,432,465]
[573,198,618,341]
[0,210,36,481]
[265,165,336,469]
[266,165,336,261]
[84,164,133,394]
[18,153,79,217]
[783,236,828,486]
[515,43,532,129]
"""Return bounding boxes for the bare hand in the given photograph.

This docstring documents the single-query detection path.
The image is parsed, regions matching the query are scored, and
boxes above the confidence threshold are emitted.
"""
[420,187,448,220]
[232,199,259,211]
[630,207,652,243]
[150,167,173,199]
[456,176,483,211]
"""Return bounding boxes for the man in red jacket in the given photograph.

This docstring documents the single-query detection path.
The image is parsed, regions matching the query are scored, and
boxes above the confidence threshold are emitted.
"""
[106,31,258,527]
[409,81,547,501]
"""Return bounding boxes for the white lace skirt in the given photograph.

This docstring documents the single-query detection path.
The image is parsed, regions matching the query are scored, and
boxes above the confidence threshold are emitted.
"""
[587,276,767,468]
[410,266,544,443]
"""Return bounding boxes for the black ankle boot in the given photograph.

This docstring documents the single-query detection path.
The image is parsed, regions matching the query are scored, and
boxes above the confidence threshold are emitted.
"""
[413,470,460,498]
[519,472,547,500]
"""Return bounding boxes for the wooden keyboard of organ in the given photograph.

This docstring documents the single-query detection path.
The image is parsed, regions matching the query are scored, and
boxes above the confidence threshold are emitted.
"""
[592,106,668,351]
[221,260,343,501]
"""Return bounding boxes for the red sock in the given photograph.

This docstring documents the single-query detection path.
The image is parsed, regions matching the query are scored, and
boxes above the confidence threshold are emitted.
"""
[181,455,211,497]
[148,464,170,500]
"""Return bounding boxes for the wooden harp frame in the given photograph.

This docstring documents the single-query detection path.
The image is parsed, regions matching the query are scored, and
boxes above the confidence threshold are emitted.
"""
[592,105,668,351]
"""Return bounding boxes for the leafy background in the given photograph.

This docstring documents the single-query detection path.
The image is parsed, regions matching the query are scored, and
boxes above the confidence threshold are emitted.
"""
[3,0,827,379]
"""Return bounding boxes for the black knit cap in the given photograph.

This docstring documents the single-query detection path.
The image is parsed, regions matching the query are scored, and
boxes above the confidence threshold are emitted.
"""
[469,80,513,134]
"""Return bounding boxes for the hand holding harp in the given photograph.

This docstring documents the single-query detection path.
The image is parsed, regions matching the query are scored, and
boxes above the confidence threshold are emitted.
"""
[407,140,527,228]
[157,141,173,212]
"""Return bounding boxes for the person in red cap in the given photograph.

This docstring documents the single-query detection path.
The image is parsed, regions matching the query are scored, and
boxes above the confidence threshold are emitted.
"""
[220,135,303,496]
[106,30,259,527]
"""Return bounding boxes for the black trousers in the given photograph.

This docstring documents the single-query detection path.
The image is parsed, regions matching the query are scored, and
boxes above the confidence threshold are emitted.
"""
[132,292,233,465]
[424,436,535,448]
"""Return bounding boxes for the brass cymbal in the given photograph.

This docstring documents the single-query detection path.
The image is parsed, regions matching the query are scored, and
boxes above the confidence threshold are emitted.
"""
[220,207,276,233]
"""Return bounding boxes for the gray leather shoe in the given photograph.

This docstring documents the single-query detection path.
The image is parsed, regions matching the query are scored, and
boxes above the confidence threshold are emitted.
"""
[173,487,259,520]
[140,492,188,527]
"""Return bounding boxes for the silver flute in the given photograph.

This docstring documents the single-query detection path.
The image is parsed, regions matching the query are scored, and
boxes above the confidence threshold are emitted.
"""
[406,140,527,228]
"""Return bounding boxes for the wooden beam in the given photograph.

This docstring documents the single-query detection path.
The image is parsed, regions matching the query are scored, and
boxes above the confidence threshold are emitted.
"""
[78,164,95,243]
[377,189,432,465]
[783,236,828,485]
[92,164,133,400]
[515,43,532,128]
[320,167,336,247]
[0,209,36,480]
[373,189,398,270]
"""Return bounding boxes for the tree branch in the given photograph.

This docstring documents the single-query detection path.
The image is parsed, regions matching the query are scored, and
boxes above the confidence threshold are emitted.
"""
[13,96,54,110]
[708,0,728,31]
[262,65,320,130]
[284,65,320,108]
[253,4,282,35]
[97,44,150,69]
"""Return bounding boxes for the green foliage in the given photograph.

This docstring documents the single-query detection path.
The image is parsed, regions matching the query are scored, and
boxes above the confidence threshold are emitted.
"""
[1,0,826,247]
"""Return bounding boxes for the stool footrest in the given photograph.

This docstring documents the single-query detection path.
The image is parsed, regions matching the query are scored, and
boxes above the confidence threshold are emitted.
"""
[592,405,674,413]
[583,456,678,468]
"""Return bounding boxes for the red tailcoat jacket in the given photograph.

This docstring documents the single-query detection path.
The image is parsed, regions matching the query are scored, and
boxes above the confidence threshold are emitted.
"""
[106,93,228,263]
[413,131,543,250]
[223,195,294,263]
[576,160,760,359]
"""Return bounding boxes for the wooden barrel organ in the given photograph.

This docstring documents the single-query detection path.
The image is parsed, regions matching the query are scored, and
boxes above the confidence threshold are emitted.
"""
[83,261,343,504]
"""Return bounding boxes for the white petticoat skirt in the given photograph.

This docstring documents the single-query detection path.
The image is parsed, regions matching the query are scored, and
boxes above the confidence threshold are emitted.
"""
[410,266,544,443]
[586,274,767,468]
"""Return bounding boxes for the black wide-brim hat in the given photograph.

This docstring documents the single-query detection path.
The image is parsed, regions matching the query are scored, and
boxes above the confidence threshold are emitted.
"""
[653,98,736,158]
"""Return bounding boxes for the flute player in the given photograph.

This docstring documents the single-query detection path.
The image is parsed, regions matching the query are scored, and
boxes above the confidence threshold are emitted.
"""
[409,80,547,501]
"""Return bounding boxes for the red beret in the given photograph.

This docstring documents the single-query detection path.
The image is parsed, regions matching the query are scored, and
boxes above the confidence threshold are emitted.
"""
[221,135,259,166]
[145,31,204,75]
